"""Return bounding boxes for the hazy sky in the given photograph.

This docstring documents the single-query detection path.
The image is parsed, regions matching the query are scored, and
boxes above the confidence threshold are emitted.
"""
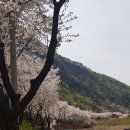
[58,0,130,86]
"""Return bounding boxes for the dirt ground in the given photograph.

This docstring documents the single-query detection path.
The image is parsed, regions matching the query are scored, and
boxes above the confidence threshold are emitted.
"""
[84,126,130,130]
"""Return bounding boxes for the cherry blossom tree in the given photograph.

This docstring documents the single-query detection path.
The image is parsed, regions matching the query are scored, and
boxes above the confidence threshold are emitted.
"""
[52,101,96,129]
[17,51,60,128]
[0,0,67,129]
[0,0,77,95]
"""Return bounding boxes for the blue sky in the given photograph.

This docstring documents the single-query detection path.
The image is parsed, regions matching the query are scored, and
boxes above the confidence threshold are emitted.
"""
[58,0,130,85]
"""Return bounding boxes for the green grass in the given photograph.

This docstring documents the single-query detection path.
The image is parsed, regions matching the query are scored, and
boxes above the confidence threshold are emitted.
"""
[19,118,130,130]
[96,118,130,126]
[90,126,130,130]
[20,121,38,130]
[87,118,130,130]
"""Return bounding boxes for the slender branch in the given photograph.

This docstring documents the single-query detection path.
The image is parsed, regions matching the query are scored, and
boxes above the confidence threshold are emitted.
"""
[59,0,67,7]
[17,0,33,17]
[18,0,66,115]
[18,0,33,5]
[17,38,32,59]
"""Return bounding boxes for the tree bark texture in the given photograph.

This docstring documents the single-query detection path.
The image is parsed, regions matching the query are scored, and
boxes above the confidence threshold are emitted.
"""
[9,11,18,94]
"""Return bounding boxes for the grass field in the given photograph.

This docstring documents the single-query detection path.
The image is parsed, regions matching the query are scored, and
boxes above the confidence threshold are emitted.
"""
[20,118,130,130]
[87,126,130,130]
[89,118,130,130]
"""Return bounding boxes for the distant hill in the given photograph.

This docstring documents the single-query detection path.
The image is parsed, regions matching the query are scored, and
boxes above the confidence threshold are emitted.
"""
[25,41,130,112]
[54,54,130,112]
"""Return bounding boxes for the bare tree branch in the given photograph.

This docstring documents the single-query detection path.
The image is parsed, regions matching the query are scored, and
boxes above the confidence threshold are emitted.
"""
[17,38,32,59]
[18,0,33,5]
[59,0,67,7]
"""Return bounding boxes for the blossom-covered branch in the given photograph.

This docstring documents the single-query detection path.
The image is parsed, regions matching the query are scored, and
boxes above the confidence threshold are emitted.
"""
[18,0,67,115]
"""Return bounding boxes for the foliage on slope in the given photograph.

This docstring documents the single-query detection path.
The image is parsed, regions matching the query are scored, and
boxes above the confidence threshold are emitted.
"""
[54,54,130,112]
[58,82,100,111]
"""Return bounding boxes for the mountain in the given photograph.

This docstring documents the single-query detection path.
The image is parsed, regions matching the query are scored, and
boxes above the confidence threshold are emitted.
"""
[53,54,130,112]
[24,41,130,113]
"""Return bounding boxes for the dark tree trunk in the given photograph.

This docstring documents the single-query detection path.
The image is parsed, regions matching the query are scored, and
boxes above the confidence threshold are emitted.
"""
[28,107,33,124]
[0,110,19,130]
[45,114,51,130]
[39,115,45,130]
[0,87,18,130]
[2,120,19,130]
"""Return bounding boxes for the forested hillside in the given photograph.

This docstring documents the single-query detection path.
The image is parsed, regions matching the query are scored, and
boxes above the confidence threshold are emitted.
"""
[54,55,130,112]
[26,41,130,112]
